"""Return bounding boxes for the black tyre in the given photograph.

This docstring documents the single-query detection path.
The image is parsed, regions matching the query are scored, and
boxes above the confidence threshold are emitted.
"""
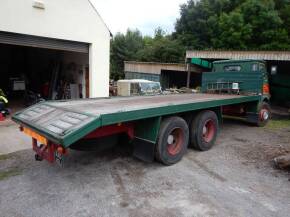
[256,102,271,127]
[156,117,189,165]
[190,110,219,151]
[35,154,43,161]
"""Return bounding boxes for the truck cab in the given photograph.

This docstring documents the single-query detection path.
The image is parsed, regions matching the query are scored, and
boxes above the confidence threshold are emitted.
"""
[211,59,270,100]
[202,59,271,126]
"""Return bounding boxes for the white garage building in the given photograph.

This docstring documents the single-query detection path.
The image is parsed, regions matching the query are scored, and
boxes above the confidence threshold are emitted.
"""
[0,0,111,106]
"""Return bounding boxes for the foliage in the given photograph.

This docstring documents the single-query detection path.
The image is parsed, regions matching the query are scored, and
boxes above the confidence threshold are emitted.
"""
[110,28,184,80]
[136,29,185,63]
[174,0,290,50]
[110,0,290,79]
[110,29,144,80]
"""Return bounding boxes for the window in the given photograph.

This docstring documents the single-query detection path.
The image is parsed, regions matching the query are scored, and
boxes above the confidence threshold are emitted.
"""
[271,66,277,75]
[259,64,266,71]
[130,83,140,95]
[224,65,241,72]
[252,64,258,71]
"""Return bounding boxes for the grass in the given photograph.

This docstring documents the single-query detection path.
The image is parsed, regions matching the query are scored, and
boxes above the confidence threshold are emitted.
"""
[0,154,11,161]
[0,168,22,181]
[266,119,290,130]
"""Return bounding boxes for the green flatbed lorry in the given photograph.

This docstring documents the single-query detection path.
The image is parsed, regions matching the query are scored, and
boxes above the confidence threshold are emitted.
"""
[12,60,271,165]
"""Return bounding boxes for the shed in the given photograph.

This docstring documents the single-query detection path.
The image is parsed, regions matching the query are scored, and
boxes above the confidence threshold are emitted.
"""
[0,0,111,110]
[124,61,203,89]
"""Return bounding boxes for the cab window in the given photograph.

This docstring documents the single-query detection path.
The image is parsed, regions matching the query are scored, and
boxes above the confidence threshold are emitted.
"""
[259,63,266,71]
[252,64,258,71]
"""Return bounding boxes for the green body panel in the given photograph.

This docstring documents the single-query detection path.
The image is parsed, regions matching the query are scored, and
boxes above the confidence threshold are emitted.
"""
[12,104,101,147]
[12,94,261,148]
[134,117,161,143]
[212,59,264,72]
[191,58,212,68]
[99,96,260,126]
[201,71,263,94]
[271,73,290,88]
[271,86,290,102]
[211,107,223,125]
[270,73,290,103]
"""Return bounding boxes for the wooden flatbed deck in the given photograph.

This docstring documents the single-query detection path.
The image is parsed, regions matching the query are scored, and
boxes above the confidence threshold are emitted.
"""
[12,93,260,147]
[48,93,252,115]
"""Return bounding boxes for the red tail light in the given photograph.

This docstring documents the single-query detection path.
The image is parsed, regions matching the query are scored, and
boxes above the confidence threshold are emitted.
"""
[263,84,270,94]
[57,146,67,155]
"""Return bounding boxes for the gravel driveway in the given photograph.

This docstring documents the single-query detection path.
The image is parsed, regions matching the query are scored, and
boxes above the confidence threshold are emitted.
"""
[0,119,290,217]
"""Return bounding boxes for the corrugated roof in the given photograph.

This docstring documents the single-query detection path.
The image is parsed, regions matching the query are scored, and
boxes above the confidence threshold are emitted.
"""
[186,50,290,61]
[124,61,188,75]
[213,59,265,64]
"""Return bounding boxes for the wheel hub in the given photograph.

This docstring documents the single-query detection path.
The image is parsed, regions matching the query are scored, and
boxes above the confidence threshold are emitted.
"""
[202,119,215,143]
[203,126,207,135]
[167,128,184,156]
[260,109,269,121]
[167,135,174,144]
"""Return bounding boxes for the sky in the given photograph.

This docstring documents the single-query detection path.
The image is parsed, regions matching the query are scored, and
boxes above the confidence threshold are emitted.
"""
[90,0,188,36]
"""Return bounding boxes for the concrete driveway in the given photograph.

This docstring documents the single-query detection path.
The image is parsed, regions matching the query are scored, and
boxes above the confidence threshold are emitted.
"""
[0,118,30,155]
[0,119,290,217]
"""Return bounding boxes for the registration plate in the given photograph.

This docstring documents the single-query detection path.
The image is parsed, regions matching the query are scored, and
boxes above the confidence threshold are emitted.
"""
[55,151,65,167]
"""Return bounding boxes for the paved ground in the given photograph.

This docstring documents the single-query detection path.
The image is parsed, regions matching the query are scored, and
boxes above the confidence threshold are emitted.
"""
[0,118,30,155]
[0,119,290,217]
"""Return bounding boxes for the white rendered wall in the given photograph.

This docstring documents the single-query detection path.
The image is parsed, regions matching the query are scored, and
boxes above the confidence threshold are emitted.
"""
[0,0,110,97]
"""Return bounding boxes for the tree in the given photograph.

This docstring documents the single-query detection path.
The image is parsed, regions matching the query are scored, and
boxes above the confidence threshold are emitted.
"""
[215,11,252,49]
[110,29,144,80]
[240,0,289,49]
[137,28,184,63]
[174,0,290,50]
[110,28,185,80]
[110,0,290,80]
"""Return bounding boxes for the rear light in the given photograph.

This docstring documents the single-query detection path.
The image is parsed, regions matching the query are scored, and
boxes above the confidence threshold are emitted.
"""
[263,84,270,94]
[57,146,67,155]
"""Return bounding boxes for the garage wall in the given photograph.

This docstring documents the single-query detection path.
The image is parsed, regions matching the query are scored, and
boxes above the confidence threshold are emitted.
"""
[0,0,110,97]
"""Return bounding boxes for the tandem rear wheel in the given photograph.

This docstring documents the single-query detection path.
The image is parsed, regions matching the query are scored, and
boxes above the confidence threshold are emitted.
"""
[190,110,219,151]
[155,116,189,165]
[155,110,219,165]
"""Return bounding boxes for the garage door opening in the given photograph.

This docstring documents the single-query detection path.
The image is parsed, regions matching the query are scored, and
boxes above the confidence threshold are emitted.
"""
[0,43,89,114]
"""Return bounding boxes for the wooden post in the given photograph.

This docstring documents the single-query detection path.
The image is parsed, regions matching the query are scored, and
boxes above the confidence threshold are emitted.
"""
[85,66,90,98]
[186,63,191,88]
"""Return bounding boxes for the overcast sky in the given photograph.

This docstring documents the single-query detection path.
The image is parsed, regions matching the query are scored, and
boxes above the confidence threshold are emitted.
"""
[91,0,187,36]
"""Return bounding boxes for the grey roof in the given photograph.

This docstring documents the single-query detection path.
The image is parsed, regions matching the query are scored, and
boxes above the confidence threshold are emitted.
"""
[213,59,265,64]
[186,50,290,61]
